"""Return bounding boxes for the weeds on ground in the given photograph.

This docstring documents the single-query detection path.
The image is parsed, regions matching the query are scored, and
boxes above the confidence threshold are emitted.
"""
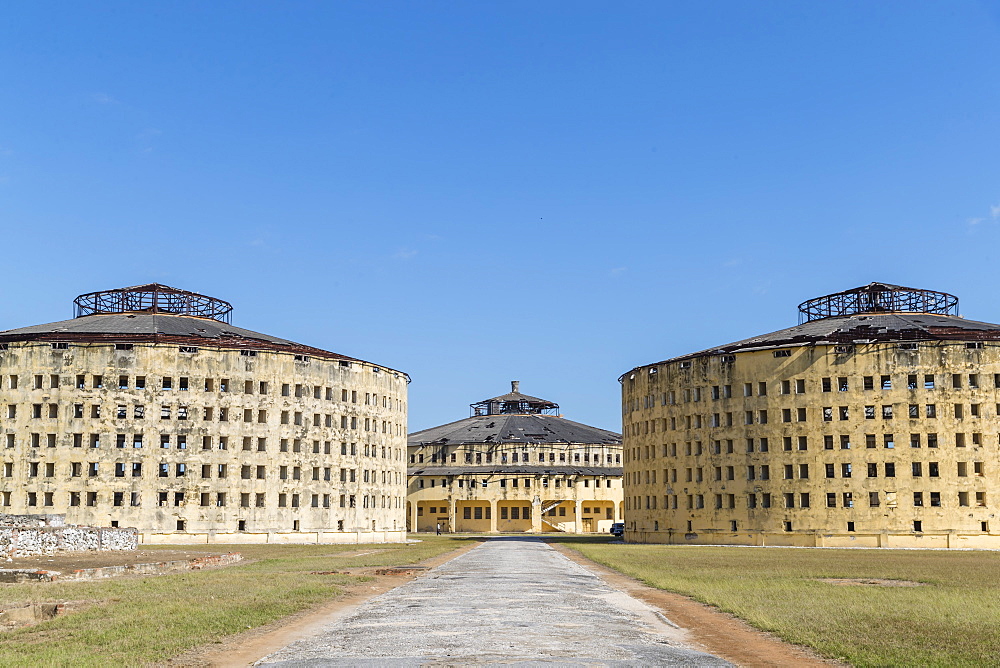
[553,538,1000,667]
[0,536,472,667]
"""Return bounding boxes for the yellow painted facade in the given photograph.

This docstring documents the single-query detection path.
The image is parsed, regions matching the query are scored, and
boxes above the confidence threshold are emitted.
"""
[407,384,623,533]
[406,443,624,533]
[621,284,1000,547]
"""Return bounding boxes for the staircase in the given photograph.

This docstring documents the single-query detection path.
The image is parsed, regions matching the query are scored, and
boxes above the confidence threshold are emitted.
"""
[539,500,566,532]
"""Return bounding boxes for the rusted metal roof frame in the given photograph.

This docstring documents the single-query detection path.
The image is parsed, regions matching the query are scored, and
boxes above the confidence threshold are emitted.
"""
[798,283,958,323]
[73,284,233,323]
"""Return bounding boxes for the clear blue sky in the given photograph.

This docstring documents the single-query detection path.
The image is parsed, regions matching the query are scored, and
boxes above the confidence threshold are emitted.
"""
[3,2,1000,432]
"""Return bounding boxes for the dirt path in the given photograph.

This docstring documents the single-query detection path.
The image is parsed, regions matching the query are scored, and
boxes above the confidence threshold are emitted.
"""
[164,540,482,668]
[168,537,842,667]
[550,543,842,667]
[257,537,727,666]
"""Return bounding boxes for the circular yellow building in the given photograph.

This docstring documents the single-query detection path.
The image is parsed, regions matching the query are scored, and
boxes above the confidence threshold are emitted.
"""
[620,283,1000,548]
[407,382,623,533]
[0,284,409,544]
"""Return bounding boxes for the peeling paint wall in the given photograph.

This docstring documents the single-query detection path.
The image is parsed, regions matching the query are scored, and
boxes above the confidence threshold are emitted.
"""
[0,342,408,540]
[622,341,1000,546]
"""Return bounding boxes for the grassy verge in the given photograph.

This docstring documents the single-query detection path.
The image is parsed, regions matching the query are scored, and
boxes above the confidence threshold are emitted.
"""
[549,537,1000,666]
[0,536,473,667]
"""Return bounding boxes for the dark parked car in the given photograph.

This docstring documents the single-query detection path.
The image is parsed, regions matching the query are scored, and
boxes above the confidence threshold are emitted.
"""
[609,522,624,538]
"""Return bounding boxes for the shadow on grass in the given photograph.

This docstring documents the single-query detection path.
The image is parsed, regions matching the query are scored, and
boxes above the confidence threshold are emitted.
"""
[538,534,622,546]
[407,534,482,543]
[408,532,620,547]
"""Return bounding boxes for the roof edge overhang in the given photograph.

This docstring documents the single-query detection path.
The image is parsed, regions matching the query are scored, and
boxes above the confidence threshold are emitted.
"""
[618,315,1000,383]
[0,316,411,382]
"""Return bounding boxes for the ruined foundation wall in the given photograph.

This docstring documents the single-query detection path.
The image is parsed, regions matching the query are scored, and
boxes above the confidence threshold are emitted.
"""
[0,525,138,558]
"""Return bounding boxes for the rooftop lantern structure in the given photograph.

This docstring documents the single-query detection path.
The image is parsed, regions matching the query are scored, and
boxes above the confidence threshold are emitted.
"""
[797,282,959,324]
[470,381,560,416]
[73,284,234,323]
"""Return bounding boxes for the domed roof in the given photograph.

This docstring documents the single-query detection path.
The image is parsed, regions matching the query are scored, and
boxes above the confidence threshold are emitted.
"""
[627,282,1000,371]
[410,383,621,447]
[0,284,403,372]
[409,413,622,448]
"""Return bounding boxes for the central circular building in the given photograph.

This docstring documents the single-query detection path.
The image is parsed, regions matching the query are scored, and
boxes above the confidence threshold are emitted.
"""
[407,382,623,533]
[0,284,409,543]
[621,283,1000,548]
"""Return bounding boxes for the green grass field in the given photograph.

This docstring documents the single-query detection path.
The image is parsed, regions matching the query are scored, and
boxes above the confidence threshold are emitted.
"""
[0,536,472,667]
[552,537,1000,666]
[5,535,996,666]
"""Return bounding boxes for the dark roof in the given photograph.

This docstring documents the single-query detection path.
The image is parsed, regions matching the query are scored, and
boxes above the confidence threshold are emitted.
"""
[409,413,621,447]
[481,389,552,405]
[0,312,296,343]
[410,466,622,476]
[630,311,1000,372]
[0,283,408,375]
[0,312,399,370]
[469,381,560,415]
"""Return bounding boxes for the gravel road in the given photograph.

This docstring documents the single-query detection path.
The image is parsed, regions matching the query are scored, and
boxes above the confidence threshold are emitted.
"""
[258,537,729,666]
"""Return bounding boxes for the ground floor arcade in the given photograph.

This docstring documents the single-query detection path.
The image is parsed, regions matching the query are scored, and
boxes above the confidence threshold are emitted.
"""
[407,498,621,533]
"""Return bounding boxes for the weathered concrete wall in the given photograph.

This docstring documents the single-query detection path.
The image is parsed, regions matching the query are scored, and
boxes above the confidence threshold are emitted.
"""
[622,341,1000,546]
[0,341,408,540]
